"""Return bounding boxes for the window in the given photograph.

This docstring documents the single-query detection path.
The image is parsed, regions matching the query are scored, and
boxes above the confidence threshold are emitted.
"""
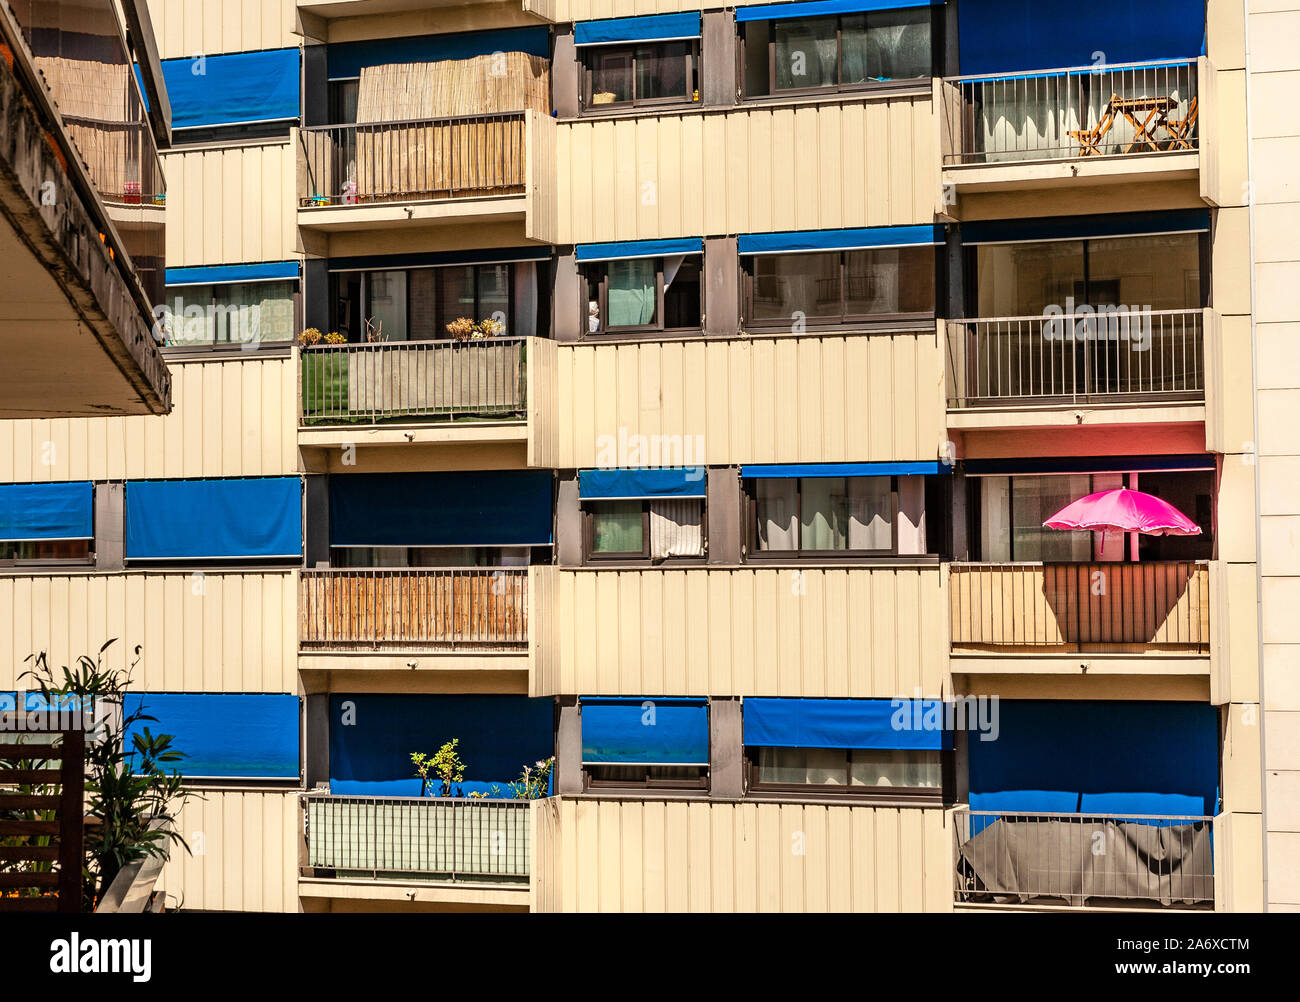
[584,255,702,335]
[583,41,698,109]
[160,281,297,347]
[584,498,706,562]
[580,696,711,793]
[584,765,709,790]
[0,482,95,567]
[748,746,944,798]
[747,476,895,556]
[742,6,934,98]
[745,246,936,326]
[0,540,91,566]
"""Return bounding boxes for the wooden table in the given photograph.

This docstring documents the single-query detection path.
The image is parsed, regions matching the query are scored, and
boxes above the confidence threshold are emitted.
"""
[1070,93,1183,157]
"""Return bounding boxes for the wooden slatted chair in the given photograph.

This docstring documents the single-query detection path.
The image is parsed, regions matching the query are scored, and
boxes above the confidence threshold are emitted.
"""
[1164,95,1199,150]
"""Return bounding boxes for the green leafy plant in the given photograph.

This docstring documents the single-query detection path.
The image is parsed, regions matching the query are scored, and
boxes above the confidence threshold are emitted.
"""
[411,739,466,798]
[508,757,554,800]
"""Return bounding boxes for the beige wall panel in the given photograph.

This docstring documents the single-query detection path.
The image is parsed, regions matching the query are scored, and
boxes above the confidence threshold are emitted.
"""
[0,571,297,693]
[159,789,299,912]
[534,566,947,698]
[1204,311,1255,455]
[527,338,560,469]
[525,111,559,245]
[146,0,298,59]
[535,798,952,912]
[0,356,296,482]
[556,97,934,243]
[557,332,943,467]
[164,142,298,268]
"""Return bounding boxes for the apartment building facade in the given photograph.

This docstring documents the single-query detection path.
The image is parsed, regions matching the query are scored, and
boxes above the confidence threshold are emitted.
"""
[0,0,1288,913]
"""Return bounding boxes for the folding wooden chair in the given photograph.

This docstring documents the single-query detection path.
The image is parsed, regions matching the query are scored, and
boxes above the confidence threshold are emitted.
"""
[1069,94,1121,157]
[1164,95,1199,150]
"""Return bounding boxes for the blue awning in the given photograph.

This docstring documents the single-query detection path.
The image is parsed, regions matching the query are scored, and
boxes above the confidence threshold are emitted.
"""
[125,478,302,560]
[964,454,1216,477]
[739,224,944,256]
[329,471,553,548]
[957,0,1206,76]
[581,698,710,765]
[737,0,942,22]
[575,238,704,263]
[743,698,950,751]
[123,694,300,780]
[165,261,300,287]
[575,13,702,47]
[163,48,299,129]
[962,210,1210,246]
[0,482,93,542]
[328,27,550,79]
[328,245,552,273]
[578,468,707,500]
[742,462,950,478]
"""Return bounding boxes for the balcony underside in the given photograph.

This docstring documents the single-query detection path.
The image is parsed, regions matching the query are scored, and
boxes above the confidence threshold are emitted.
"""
[942,150,1198,197]
[952,651,1211,677]
[297,194,525,233]
[947,400,1206,431]
[298,876,529,912]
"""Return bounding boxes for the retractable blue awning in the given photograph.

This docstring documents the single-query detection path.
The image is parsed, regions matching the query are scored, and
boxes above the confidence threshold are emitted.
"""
[163,48,299,129]
[0,482,92,542]
[741,462,950,478]
[581,698,710,765]
[329,471,553,548]
[125,478,302,560]
[574,13,702,47]
[578,468,707,500]
[739,224,944,256]
[737,0,943,22]
[165,261,300,287]
[962,209,1210,246]
[575,238,704,263]
[744,698,950,751]
[327,27,550,79]
[964,455,1216,476]
[124,694,300,780]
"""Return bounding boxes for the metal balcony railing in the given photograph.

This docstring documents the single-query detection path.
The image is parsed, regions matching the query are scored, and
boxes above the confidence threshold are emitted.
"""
[299,568,528,651]
[300,336,528,426]
[303,795,530,881]
[955,810,1214,909]
[946,309,1204,407]
[943,59,1198,164]
[298,112,526,206]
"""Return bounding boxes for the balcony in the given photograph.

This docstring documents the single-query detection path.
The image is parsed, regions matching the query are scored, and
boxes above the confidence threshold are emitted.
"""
[954,810,1214,910]
[938,59,1201,199]
[299,794,531,911]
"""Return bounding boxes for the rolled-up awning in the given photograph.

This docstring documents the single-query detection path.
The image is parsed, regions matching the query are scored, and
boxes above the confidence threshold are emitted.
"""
[739,224,945,256]
[162,48,299,129]
[165,261,300,287]
[743,698,950,750]
[574,13,702,47]
[575,238,704,263]
[327,26,549,80]
[578,468,706,501]
[581,697,710,765]
[0,482,93,542]
[124,694,300,780]
[737,0,942,23]
[125,478,302,560]
[961,209,1210,246]
[741,462,950,478]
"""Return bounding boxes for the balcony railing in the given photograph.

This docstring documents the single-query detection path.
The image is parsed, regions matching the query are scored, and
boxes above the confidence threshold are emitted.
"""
[949,561,1210,653]
[298,113,526,206]
[955,810,1214,909]
[943,60,1198,165]
[946,309,1204,407]
[303,795,529,882]
[300,337,528,426]
[299,568,528,651]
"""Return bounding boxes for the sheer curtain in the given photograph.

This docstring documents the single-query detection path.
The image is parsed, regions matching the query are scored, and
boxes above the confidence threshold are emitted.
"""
[649,499,703,559]
[755,480,798,550]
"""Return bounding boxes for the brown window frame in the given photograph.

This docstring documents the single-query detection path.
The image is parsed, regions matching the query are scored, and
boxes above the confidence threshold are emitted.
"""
[580,40,700,112]
[582,764,710,792]
[581,498,708,565]
[581,255,705,338]
[0,539,94,569]
[744,746,954,805]
[743,475,900,562]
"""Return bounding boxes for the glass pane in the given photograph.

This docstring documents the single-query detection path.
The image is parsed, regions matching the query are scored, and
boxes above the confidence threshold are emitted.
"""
[750,252,841,322]
[1086,234,1200,311]
[850,749,941,788]
[366,270,408,342]
[663,256,701,328]
[161,281,295,346]
[845,247,935,315]
[773,17,837,90]
[607,258,658,327]
[757,747,847,785]
[592,501,644,554]
[800,477,847,551]
[976,241,1087,317]
[754,479,798,550]
[635,42,689,100]
[408,269,437,340]
[842,8,932,83]
[591,49,633,104]
[1011,474,1094,561]
[436,266,476,336]
[845,476,893,550]
[742,22,771,97]
[477,264,511,332]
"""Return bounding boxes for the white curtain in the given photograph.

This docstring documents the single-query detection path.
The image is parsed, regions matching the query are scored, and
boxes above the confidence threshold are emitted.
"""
[650,500,704,560]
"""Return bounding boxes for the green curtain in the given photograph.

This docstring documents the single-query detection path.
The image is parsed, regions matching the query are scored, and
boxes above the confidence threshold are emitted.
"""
[592,501,644,553]
[607,259,657,327]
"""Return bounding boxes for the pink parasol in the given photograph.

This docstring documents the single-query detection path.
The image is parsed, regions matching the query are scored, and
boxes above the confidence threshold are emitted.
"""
[1043,487,1201,555]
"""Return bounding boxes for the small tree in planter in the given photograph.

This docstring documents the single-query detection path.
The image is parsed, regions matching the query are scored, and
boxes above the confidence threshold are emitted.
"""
[411,740,466,798]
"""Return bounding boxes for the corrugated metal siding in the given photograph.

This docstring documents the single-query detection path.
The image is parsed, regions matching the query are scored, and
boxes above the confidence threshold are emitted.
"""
[525,110,558,244]
[164,141,298,268]
[0,571,297,693]
[529,799,564,913]
[535,798,954,912]
[0,355,296,482]
[557,332,944,467]
[158,789,299,913]
[533,566,948,698]
[556,97,935,243]
[527,336,560,469]
[145,0,298,60]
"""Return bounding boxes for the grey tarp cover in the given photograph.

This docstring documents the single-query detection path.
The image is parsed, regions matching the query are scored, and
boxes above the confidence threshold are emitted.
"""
[956,817,1213,907]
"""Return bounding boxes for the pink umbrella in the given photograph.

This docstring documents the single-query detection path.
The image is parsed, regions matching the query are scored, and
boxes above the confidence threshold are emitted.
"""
[1043,488,1201,556]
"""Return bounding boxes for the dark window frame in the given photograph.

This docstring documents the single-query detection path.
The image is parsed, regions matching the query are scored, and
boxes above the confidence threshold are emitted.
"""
[743,475,900,561]
[744,745,954,805]
[160,281,302,349]
[581,255,705,338]
[580,40,700,112]
[582,764,710,792]
[581,497,709,565]
[0,539,94,569]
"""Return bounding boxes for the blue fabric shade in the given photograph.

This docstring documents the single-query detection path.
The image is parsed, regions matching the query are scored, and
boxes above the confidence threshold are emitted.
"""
[329,694,554,796]
[742,461,950,478]
[962,210,1210,246]
[125,478,302,560]
[162,49,299,129]
[124,694,300,780]
[166,261,300,287]
[329,471,553,548]
[968,700,1220,817]
[0,482,93,541]
[964,454,1216,476]
[574,13,702,46]
[581,698,710,765]
[744,698,950,750]
[737,0,942,22]
[575,238,704,262]
[578,468,707,500]
[739,224,944,255]
[957,0,1206,76]
[328,27,550,79]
